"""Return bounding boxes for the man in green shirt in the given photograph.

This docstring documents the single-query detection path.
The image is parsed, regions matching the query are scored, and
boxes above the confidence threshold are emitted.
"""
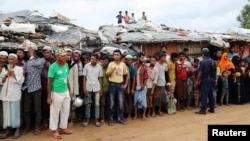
[100,55,109,124]
[47,48,72,139]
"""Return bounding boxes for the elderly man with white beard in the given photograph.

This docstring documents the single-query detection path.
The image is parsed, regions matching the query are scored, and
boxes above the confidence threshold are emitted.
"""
[0,53,24,139]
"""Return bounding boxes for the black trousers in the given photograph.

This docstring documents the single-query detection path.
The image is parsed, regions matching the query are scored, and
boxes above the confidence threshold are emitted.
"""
[23,89,42,129]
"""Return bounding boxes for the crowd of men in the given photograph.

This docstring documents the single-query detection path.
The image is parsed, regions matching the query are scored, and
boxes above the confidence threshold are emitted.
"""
[0,44,249,139]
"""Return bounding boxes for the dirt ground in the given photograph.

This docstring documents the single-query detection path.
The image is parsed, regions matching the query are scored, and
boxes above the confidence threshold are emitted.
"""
[14,103,250,141]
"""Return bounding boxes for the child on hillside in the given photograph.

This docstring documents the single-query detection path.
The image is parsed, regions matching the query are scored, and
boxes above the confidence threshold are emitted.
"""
[220,70,229,105]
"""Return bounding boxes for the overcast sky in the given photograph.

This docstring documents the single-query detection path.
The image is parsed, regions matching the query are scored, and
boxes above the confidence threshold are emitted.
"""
[0,0,248,32]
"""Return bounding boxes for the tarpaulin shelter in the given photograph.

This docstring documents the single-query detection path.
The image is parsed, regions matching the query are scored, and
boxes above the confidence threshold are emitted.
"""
[0,10,100,53]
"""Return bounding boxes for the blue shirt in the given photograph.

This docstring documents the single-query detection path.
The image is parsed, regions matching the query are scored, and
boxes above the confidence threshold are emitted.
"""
[25,57,45,93]
[187,78,193,93]
[198,57,216,78]
[228,52,238,61]
[116,15,123,23]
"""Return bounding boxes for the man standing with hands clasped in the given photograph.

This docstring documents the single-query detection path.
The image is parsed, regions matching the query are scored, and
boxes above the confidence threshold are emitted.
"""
[47,48,72,139]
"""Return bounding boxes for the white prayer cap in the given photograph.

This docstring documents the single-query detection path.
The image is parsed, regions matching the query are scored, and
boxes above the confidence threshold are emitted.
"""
[24,44,38,51]
[0,51,8,56]
[73,50,81,55]
[43,46,52,51]
[65,48,72,53]
[8,53,18,59]
[125,54,133,59]
[166,82,172,86]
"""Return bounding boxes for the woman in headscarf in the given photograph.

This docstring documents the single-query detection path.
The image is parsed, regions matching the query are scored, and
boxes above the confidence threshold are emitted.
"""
[217,53,235,72]
[216,53,235,104]
[227,56,247,104]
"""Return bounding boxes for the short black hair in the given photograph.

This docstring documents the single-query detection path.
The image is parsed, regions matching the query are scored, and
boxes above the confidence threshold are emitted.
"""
[121,54,126,59]
[113,49,122,55]
[160,46,166,49]
[91,53,99,60]
[137,52,145,58]
[194,58,199,63]
[93,48,101,54]
[183,48,189,52]
[151,55,158,60]
[101,54,109,61]
[158,52,166,58]
[170,52,179,59]
[178,52,186,56]
[16,48,25,54]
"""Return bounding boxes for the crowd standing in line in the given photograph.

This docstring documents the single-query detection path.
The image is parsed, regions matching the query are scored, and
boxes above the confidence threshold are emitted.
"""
[116,10,147,24]
[0,43,249,139]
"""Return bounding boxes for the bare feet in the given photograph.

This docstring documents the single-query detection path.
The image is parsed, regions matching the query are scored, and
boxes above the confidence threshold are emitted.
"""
[142,116,146,121]
[132,115,137,120]
[100,119,105,125]
[152,112,156,117]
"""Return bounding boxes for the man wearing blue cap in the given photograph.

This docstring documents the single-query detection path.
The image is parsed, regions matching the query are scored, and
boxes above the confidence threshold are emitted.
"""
[194,48,216,114]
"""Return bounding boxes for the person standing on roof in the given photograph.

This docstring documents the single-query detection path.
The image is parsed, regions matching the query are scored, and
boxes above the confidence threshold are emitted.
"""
[141,12,147,21]
[130,13,136,23]
[116,11,123,24]
[123,11,130,24]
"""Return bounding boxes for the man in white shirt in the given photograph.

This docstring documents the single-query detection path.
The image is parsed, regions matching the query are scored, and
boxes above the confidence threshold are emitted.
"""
[0,53,24,139]
[82,54,103,127]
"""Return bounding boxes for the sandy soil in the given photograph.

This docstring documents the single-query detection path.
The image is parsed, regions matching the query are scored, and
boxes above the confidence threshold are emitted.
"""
[12,103,250,141]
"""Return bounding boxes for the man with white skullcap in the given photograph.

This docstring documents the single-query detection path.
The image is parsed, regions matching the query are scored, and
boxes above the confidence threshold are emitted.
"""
[0,51,8,133]
[0,53,24,139]
[41,46,56,127]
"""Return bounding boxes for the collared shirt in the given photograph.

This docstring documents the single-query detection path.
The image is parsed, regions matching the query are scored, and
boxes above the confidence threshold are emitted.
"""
[146,64,159,88]
[0,66,24,101]
[25,57,45,93]
[134,62,148,87]
[83,63,103,92]
[198,57,216,78]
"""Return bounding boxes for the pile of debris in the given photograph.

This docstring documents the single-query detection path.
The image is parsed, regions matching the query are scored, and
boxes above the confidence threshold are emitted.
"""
[98,21,250,48]
[0,10,100,52]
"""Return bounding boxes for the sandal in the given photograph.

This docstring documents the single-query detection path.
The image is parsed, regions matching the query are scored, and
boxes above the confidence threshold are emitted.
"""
[12,131,20,139]
[33,129,41,135]
[58,129,72,135]
[53,131,62,139]
[108,121,114,126]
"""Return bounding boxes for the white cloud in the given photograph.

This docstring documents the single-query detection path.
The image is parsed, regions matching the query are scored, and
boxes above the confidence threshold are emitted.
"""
[0,0,248,32]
